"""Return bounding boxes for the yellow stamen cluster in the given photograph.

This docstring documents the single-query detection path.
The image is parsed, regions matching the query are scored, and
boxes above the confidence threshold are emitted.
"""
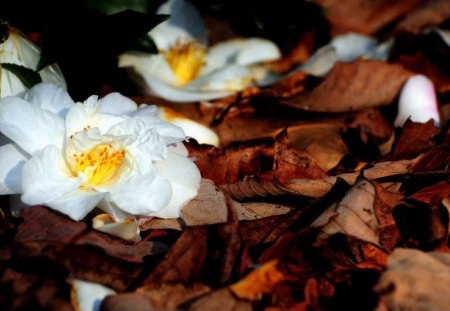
[73,144,126,186]
[164,40,206,86]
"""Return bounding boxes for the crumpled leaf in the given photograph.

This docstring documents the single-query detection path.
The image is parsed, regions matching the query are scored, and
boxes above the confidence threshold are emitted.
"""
[9,206,167,291]
[311,178,402,247]
[313,0,424,34]
[281,60,414,113]
[374,248,450,311]
[394,0,450,34]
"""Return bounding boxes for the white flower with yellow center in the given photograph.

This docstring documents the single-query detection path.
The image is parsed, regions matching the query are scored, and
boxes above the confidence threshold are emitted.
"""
[0,26,66,97]
[0,83,201,225]
[118,0,281,102]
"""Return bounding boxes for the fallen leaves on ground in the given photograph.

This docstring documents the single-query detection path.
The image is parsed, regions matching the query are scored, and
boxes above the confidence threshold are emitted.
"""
[3,1,450,310]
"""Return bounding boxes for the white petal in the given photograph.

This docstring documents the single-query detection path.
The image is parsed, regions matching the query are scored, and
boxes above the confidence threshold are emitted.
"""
[45,189,105,221]
[0,96,65,154]
[152,152,201,218]
[167,142,189,157]
[133,105,187,145]
[38,64,67,91]
[21,145,83,206]
[297,45,338,77]
[435,28,450,47]
[119,52,179,86]
[188,64,253,92]
[331,33,378,62]
[108,119,168,163]
[22,83,73,118]
[151,0,207,50]
[0,143,27,195]
[97,92,137,115]
[139,75,234,102]
[109,172,172,215]
[395,75,440,127]
[205,38,281,73]
[65,98,128,136]
[69,278,116,311]
[92,213,140,241]
[159,106,219,146]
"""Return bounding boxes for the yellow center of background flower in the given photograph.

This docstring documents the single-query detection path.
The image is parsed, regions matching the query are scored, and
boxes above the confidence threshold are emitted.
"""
[73,144,126,186]
[164,40,206,86]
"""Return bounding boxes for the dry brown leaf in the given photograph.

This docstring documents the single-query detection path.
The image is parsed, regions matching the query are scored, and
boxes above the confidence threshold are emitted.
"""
[281,158,417,198]
[395,0,450,34]
[230,260,286,300]
[144,226,208,285]
[409,181,450,203]
[313,0,424,34]
[287,123,349,172]
[187,141,269,185]
[391,120,441,160]
[267,130,328,182]
[11,206,165,291]
[311,179,401,247]
[188,288,252,311]
[102,284,211,311]
[282,60,414,113]
[396,52,450,94]
[374,248,450,311]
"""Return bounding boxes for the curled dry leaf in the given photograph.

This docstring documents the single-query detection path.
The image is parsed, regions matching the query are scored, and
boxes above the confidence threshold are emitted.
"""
[313,0,423,34]
[394,0,450,34]
[280,158,417,198]
[374,248,450,311]
[187,288,252,311]
[282,60,414,113]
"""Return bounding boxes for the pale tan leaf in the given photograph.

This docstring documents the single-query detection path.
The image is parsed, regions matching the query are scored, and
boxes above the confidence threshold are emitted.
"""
[375,248,450,311]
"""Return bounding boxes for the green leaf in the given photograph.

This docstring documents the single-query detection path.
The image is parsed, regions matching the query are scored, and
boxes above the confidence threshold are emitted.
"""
[82,0,150,15]
[2,63,42,88]
[0,19,9,44]
[128,34,159,54]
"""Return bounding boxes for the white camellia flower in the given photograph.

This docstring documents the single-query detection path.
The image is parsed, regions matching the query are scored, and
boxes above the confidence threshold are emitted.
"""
[0,25,67,97]
[118,0,281,102]
[0,83,201,227]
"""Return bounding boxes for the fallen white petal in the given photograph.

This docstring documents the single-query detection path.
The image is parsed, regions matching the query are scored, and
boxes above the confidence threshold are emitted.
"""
[0,143,27,195]
[331,33,378,62]
[395,74,440,127]
[187,64,252,92]
[69,278,116,311]
[159,106,219,146]
[92,213,140,241]
[0,96,65,154]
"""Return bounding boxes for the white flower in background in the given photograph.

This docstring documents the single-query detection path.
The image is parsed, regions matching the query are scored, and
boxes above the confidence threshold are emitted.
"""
[298,32,392,77]
[118,0,281,102]
[0,83,201,228]
[0,26,66,97]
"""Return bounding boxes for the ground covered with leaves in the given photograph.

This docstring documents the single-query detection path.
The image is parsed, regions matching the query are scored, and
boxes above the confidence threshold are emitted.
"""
[1,0,450,310]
